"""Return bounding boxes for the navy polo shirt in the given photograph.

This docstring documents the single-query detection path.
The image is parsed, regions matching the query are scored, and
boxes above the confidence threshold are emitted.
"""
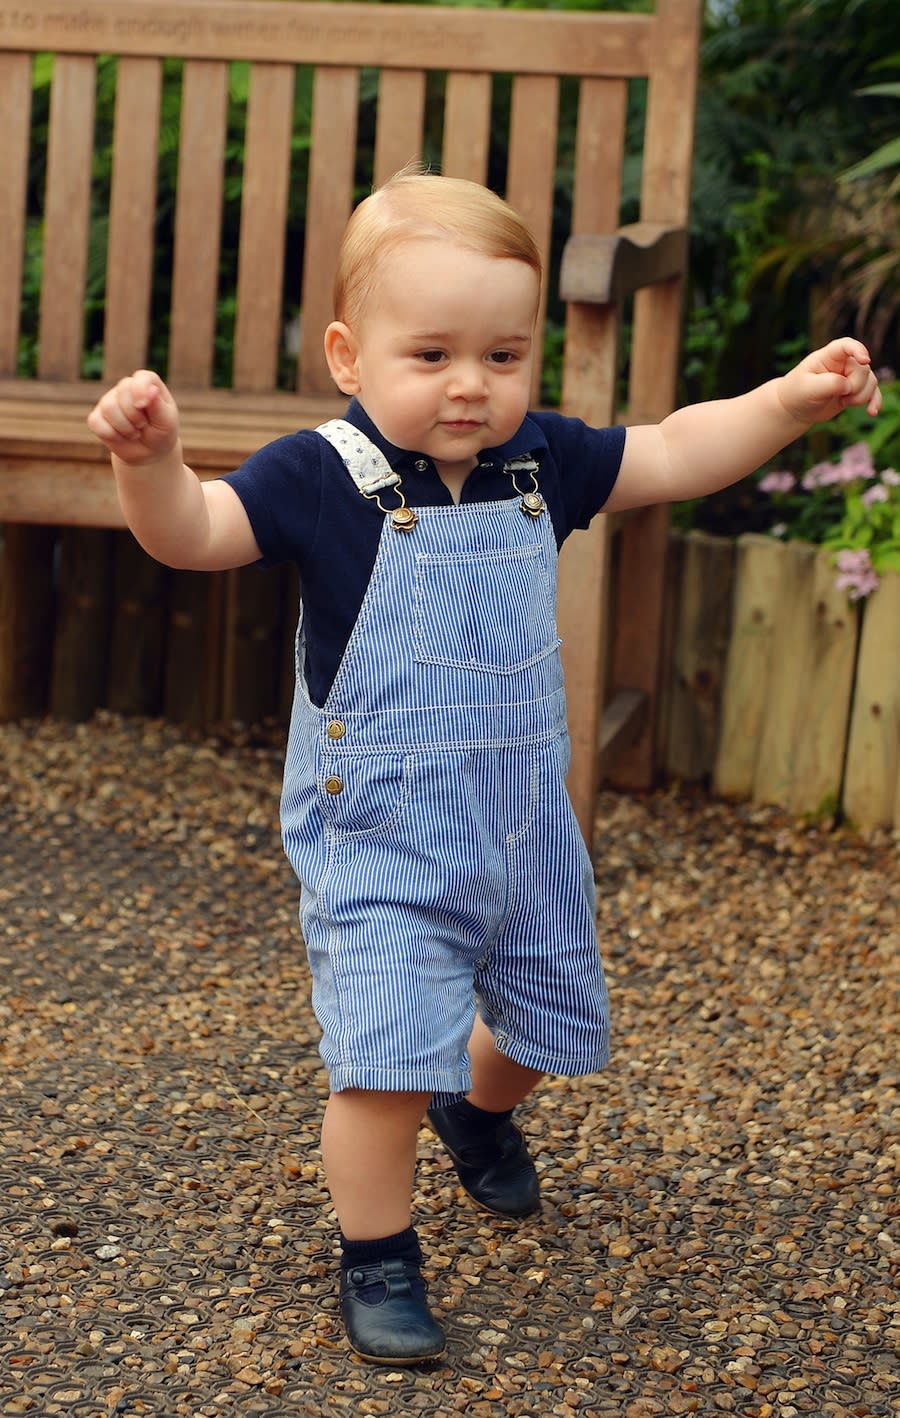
[223,399,625,707]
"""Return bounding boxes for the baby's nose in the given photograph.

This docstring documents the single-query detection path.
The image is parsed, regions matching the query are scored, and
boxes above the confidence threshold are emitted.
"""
[448,361,487,397]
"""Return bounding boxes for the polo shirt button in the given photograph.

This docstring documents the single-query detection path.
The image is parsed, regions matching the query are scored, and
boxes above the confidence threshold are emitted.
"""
[326,720,346,740]
[414,458,428,471]
[324,775,344,795]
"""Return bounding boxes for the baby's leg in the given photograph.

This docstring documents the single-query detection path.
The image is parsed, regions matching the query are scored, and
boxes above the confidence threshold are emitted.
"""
[321,1089,445,1365]
[428,1015,544,1218]
[467,1013,544,1110]
[321,1088,429,1238]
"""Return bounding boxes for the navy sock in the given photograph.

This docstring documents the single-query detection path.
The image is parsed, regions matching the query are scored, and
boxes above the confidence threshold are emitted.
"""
[340,1226,425,1305]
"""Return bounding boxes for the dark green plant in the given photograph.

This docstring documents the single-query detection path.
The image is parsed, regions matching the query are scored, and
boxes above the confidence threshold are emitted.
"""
[684,0,900,410]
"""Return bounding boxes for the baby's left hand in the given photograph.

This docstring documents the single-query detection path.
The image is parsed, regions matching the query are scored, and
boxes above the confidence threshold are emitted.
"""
[778,337,882,427]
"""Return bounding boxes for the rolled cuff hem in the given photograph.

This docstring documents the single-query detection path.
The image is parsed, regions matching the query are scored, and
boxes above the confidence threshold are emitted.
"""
[326,1063,473,1097]
[493,1033,611,1079]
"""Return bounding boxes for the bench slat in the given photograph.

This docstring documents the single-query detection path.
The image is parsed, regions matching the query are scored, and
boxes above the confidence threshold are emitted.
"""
[233,63,296,392]
[506,75,559,406]
[298,67,359,396]
[105,57,163,378]
[0,54,31,376]
[374,70,426,187]
[40,55,96,380]
[441,73,491,184]
[0,2,652,78]
[169,60,229,386]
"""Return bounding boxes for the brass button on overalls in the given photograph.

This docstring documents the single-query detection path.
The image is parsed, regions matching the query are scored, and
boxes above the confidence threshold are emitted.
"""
[324,775,344,795]
[326,720,346,740]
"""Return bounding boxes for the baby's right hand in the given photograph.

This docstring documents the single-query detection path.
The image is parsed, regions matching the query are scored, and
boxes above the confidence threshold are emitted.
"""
[87,370,180,466]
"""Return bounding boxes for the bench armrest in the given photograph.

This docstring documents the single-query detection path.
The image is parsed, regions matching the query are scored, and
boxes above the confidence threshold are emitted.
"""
[559,222,688,305]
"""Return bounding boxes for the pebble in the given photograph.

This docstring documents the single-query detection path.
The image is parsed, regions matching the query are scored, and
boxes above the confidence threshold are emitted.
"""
[0,715,895,1412]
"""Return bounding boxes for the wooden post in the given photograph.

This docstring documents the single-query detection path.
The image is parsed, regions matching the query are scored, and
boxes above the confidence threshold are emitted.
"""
[713,535,783,799]
[607,0,703,791]
[556,77,626,844]
[786,548,860,817]
[752,541,818,807]
[664,531,735,782]
[842,570,900,832]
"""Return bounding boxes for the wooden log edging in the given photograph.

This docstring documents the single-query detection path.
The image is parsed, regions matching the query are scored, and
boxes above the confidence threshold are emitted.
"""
[711,534,861,820]
[663,529,735,782]
[842,570,900,832]
[667,530,899,832]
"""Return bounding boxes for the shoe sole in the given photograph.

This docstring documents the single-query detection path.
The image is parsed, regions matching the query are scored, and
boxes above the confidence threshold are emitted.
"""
[456,1179,541,1219]
[349,1341,447,1366]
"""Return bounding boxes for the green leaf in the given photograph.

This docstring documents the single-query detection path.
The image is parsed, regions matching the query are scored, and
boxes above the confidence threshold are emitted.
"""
[855,81,900,99]
[839,137,900,183]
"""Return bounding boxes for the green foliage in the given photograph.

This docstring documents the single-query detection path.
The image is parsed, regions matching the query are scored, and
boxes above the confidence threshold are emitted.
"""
[684,0,900,409]
[840,65,900,183]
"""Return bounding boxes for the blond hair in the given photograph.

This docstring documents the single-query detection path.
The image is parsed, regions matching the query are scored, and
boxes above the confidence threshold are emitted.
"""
[334,171,542,325]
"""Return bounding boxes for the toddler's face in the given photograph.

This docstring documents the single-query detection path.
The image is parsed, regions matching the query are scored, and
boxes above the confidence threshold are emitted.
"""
[340,239,539,481]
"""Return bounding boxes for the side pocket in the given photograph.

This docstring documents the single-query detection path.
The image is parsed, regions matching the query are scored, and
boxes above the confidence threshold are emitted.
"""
[321,753,414,841]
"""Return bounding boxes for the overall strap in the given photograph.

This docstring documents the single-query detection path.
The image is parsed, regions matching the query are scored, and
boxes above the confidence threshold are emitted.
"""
[318,418,545,523]
[316,419,400,496]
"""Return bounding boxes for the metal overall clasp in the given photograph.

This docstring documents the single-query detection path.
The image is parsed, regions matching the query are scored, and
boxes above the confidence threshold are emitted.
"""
[504,455,545,517]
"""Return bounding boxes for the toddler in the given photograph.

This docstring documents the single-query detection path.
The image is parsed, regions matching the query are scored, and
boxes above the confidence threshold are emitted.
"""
[88,173,880,1366]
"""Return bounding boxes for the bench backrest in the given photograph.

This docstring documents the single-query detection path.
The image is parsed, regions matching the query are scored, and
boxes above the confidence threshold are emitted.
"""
[0,0,702,830]
[1,0,699,425]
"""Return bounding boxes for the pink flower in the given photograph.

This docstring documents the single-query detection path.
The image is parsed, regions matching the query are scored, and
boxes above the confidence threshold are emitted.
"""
[836,442,876,482]
[802,460,839,490]
[862,484,889,506]
[881,468,900,486]
[759,471,796,494]
[835,548,880,600]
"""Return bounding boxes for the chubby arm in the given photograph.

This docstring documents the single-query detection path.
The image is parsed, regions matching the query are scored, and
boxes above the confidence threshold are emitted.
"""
[87,371,262,571]
[606,338,882,515]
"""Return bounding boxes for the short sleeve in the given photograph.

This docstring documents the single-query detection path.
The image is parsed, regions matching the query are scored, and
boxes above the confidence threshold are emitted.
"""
[222,431,325,567]
[528,411,626,539]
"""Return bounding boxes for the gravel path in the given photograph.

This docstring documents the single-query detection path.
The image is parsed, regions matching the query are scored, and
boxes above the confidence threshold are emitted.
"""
[1,715,897,1417]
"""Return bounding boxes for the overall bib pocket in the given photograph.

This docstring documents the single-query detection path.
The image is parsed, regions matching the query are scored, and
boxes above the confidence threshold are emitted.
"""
[412,544,558,675]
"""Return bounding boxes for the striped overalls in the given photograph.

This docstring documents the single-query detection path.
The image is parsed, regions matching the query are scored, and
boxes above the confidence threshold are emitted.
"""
[281,424,610,1097]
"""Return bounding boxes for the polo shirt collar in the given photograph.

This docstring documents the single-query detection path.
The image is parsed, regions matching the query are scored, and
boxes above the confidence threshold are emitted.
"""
[342,398,549,471]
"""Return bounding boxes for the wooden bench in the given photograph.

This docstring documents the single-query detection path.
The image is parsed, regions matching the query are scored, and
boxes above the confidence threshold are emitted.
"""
[0,0,701,840]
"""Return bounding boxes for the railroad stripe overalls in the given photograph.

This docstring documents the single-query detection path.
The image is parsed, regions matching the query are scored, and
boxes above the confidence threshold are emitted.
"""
[281,423,610,1098]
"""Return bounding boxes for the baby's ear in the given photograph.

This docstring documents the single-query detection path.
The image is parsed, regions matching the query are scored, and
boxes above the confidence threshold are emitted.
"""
[324,322,361,395]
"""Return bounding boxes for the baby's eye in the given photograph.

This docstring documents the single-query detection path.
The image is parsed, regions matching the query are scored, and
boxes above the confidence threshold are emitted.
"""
[417,350,446,364]
[488,350,517,365]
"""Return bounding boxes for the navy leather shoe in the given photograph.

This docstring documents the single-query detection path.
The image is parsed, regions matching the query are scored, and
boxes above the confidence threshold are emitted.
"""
[340,1257,446,1365]
[428,1105,541,1218]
